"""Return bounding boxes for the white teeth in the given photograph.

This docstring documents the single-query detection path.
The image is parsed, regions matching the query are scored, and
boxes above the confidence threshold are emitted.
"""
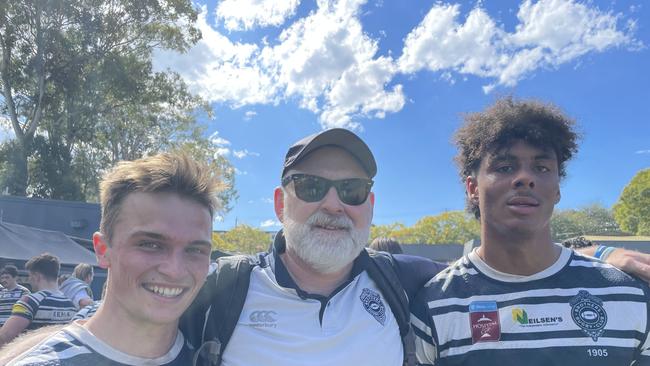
[145,285,183,298]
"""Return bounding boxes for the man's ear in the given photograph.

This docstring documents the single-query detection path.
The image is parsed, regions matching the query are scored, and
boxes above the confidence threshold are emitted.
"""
[466,176,479,204]
[369,191,375,206]
[274,187,285,223]
[93,232,110,269]
[555,189,561,204]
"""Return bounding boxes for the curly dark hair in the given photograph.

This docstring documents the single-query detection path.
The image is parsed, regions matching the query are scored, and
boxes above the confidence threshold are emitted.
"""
[454,97,579,218]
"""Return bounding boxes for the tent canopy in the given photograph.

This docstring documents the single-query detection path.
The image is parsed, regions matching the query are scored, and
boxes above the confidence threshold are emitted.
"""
[0,221,97,266]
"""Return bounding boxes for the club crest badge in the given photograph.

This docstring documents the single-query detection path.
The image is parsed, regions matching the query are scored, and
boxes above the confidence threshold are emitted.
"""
[570,290,607,341]
[469,301,501,343]
[360,288,386,325]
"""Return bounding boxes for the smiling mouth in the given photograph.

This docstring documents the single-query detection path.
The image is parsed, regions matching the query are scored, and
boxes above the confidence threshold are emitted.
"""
[142,284,185,298]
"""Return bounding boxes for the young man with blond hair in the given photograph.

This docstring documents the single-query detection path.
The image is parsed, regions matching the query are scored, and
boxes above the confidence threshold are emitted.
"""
[5,153,222,365]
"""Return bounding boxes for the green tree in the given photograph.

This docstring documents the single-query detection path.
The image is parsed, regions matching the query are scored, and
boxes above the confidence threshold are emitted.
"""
[371,211,479,245]
[0,0,234,206]
[551,204,621,241]
[216,225,272,254]
[613,169,650,235]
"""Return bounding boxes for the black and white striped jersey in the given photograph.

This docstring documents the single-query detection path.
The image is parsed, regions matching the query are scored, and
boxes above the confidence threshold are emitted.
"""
[11,290,76,329]
[0,284,30,325]
[411,245,650,366]
[7,321,193,366]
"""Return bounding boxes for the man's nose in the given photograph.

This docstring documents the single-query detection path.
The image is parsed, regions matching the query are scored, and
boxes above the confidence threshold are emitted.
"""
[512,168,536,189]
[319,186,345,214]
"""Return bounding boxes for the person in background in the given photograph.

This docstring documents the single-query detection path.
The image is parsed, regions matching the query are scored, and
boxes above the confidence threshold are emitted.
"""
[0,266,30,326]
[59,263,94,309]
[0,254,75,348]
[369,237,404,254]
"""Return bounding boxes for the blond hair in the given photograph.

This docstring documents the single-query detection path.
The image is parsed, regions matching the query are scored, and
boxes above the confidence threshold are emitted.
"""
[99,152,222,240]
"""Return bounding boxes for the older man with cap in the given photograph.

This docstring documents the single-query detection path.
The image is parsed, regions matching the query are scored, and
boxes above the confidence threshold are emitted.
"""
[181,128,446,366]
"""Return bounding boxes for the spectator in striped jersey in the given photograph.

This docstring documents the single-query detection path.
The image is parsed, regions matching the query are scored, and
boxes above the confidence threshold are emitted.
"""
[4,152,221,365]
[0,254,75,348]
[0,265,30,326]
[59,263,94,310]
[411,97,650,366]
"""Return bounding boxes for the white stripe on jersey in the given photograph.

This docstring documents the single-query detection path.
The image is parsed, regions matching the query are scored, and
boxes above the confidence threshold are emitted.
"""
[427,285,644,309]
[442,336,642,358]
[411,312,433,338]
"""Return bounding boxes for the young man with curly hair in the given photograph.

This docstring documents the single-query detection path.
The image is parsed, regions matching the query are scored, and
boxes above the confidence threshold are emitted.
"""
[411,97,650,365]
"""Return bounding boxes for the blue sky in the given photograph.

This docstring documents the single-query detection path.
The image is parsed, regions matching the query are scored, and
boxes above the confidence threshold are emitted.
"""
[150,0,650,231]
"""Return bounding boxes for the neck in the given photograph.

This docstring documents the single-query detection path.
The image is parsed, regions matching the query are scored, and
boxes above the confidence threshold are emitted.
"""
[84,298,178,358]
[478,226,560,276]
[36,281,59,292]
[280,249,353,297]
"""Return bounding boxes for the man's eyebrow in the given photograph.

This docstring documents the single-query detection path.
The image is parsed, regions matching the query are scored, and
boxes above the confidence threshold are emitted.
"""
[130,231,212,247]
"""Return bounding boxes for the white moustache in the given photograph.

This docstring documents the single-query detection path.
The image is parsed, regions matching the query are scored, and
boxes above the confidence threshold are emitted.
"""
[307,212,352,230]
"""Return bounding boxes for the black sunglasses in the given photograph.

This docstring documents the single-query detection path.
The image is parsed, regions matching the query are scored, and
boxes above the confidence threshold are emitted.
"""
[282,174,373,206]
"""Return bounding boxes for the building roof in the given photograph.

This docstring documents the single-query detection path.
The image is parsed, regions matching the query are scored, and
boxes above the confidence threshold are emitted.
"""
[0,221,97,266]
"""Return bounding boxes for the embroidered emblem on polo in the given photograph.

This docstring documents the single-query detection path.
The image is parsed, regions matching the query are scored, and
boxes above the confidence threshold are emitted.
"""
[247,310,278,328]
[360,288,386,325]
[469,301,500,343]
[570,290,607,341]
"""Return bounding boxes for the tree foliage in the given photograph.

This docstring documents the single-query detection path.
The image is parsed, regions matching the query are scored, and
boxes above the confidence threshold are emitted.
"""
[0,0,236,210]
[550,204,621,241]
[214,225,272,254]
[371,211,479,245]
[613,169,650,235]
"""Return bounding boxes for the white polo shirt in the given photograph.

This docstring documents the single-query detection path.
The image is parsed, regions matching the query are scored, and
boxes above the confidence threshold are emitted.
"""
[221,243,404,366]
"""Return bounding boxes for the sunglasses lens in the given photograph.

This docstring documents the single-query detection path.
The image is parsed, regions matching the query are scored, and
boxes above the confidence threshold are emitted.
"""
[337,179,370,206]
[287,174,372,205]
[293,175,329,202]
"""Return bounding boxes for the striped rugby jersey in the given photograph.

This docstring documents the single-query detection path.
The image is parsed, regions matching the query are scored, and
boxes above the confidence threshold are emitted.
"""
[411,245,650,366]
[11,290,76,329]
[7,321,193,366]
[0,284,30,325]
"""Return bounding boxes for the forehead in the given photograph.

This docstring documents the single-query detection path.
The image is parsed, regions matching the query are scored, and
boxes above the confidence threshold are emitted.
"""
[485,140,557,162]
[288,146,368,179]
[112,192,212,243]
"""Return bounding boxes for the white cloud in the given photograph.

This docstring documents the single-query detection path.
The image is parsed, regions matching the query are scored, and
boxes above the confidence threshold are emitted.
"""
[636,150,650,154]
[154,1,404,130]
[209,131,232,157]
[261,197,274,204]
[398,0,638,93]
[216,0,300,31]
[244,110,257,120]
[154,0,638,129]
[233,149,261,159]
[260,219,282,228]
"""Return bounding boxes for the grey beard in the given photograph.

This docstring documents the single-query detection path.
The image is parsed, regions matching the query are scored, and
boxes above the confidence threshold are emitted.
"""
[283,211,369,274]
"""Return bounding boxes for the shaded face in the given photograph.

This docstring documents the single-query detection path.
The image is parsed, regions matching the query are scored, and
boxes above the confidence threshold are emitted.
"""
[27,271,43,292]
[467,140,560,238]
[275,146,374,273]
[0,274,16,289]
[94,192,212,327]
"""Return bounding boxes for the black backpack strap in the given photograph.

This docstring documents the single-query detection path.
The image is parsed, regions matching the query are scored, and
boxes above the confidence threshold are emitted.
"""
[191,255,256,366]
[365,249,416,366]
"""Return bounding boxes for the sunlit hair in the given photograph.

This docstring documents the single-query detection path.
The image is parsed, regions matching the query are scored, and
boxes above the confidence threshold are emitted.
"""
[25,253,60,281]
[454,96,579,219]
[369,237,403,254]
[99,152,222,241]
[72,263,93,282]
